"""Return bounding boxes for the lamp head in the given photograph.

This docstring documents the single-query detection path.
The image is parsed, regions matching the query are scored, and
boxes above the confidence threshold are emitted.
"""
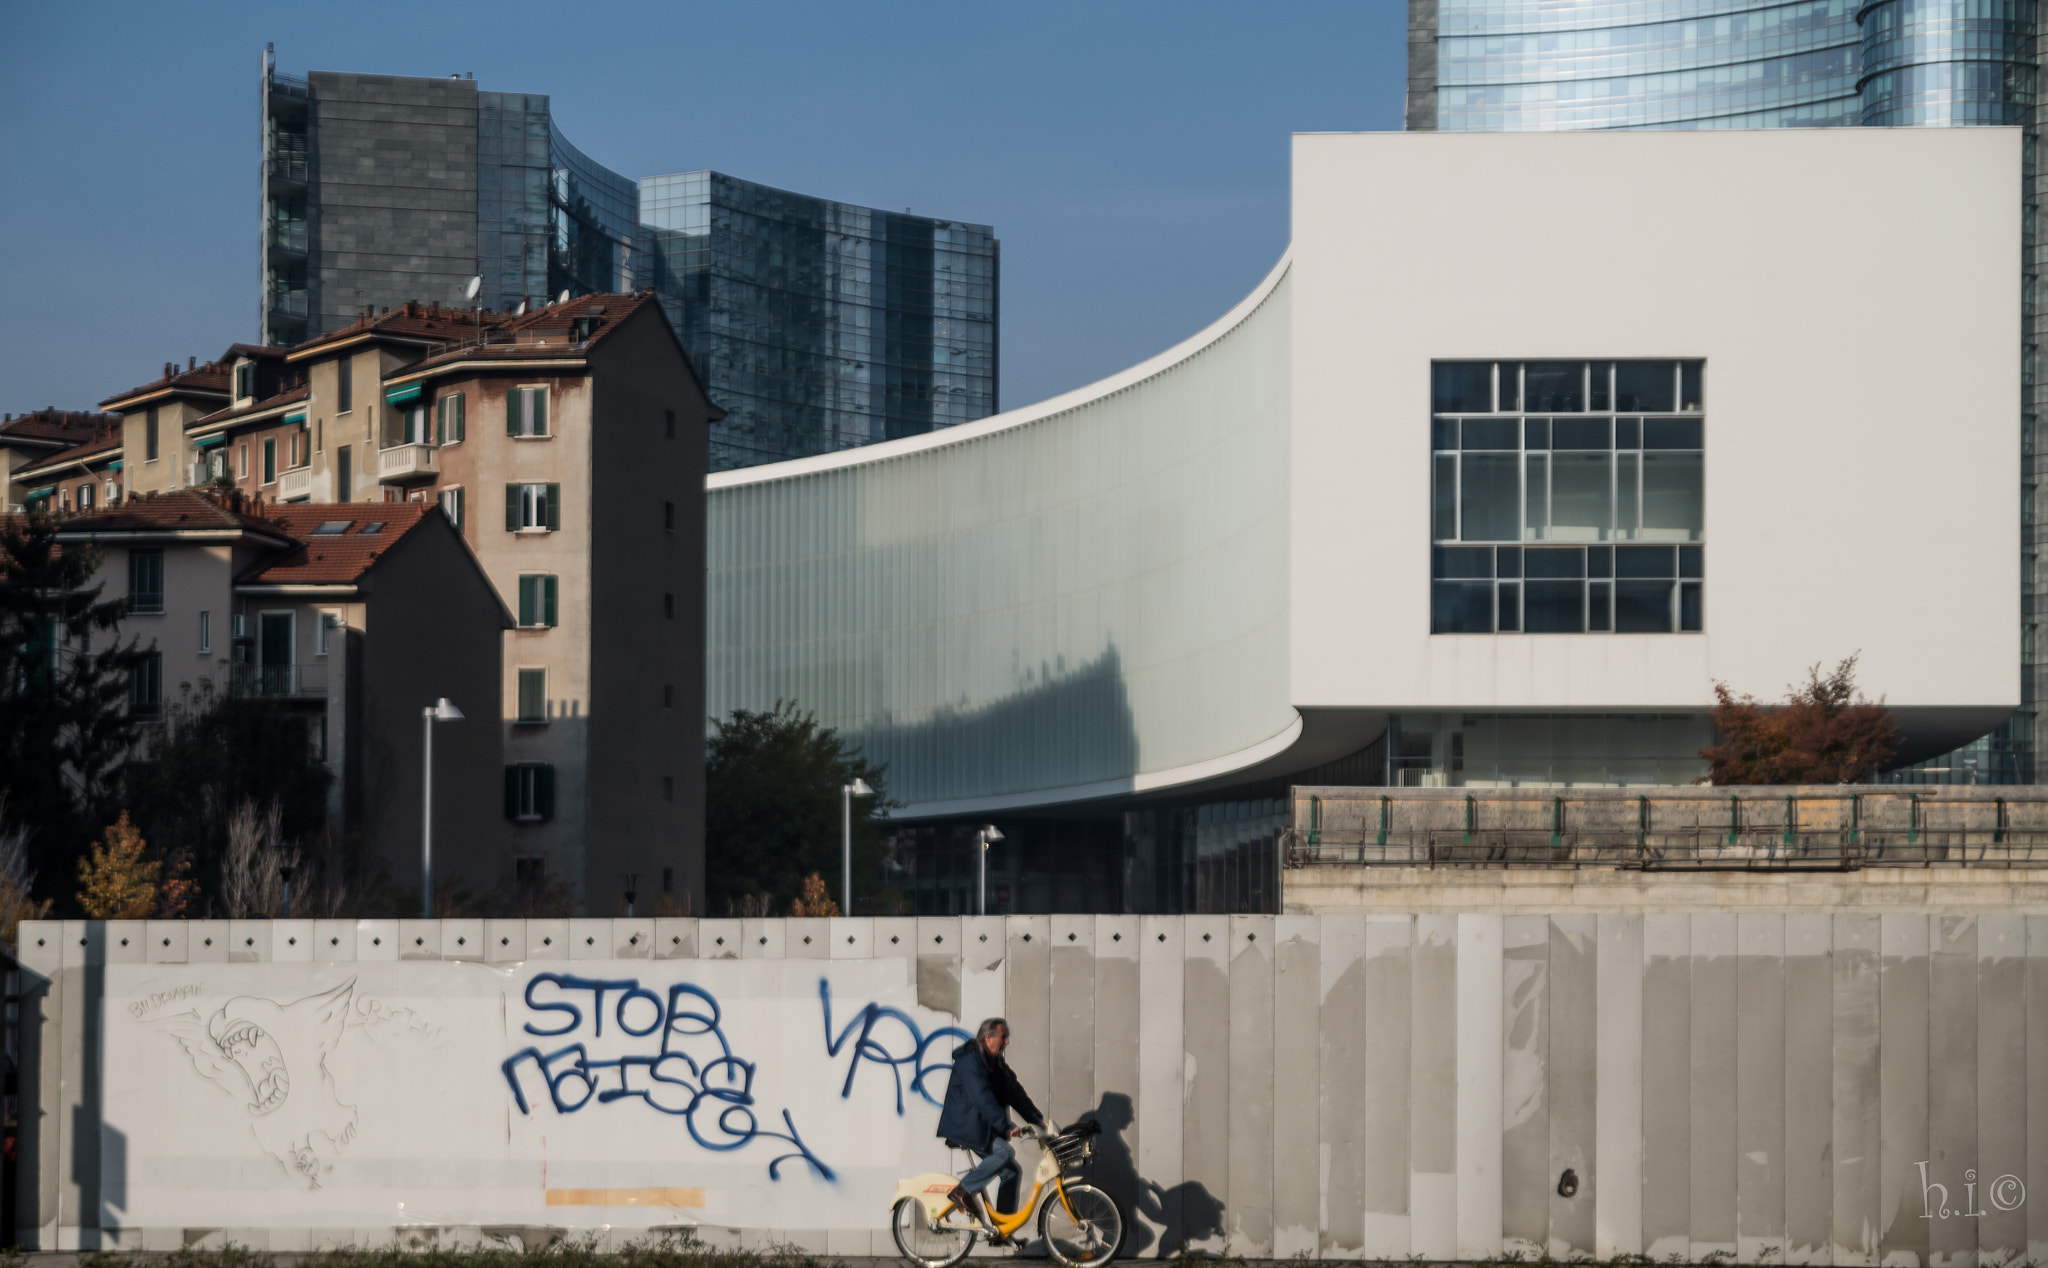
[847,777,874,796]
[981,824,1003,843]
[429,697,464,722]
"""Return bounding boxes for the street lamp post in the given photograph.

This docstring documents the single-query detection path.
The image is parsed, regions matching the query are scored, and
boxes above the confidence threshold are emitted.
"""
[842,778,873,915]
[421,697,464,918]
[976,824,1003,915]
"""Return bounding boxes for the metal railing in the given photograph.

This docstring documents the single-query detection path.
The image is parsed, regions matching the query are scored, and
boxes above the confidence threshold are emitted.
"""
[230,663,326,698]
[1286,829,2048,871]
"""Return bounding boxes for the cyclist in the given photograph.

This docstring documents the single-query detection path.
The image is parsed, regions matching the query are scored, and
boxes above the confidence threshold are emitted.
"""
[936,1016,1045,1226]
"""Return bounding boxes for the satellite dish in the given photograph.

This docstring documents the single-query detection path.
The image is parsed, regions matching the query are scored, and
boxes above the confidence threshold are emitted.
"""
[513,300,528,316]
[465,275,482,301]
[556,289,571,305]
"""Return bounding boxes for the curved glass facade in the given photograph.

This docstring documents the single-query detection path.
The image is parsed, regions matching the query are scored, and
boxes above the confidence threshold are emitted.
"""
[1433,0,1864,130]
[475,94,639,313]
[1859,0,2036,125]
[706,262,1293,814]
[642,172,1000,471]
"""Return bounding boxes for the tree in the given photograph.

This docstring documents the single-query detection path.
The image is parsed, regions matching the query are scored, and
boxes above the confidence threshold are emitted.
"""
[0,796,51,946]
[705,700,890,916]
[1700,654,1902,784]
[123,679,333,910]
[788,871,841,918]
[75,812,158,919]
[0,511,150,895]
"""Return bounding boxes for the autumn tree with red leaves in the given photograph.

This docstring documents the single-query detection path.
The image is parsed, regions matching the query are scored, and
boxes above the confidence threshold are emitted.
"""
[1699,654,1901,784]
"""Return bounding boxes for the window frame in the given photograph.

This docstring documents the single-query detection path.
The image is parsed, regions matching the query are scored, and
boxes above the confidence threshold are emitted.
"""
[439,485,464,530]
[506,482,561,532]
[336,354,354,413]
[198,610,211,654]
[127,549,165,615]
[262,437,277,486]
[506,385,550,439]
[515,667,547,723]
[129,650,162,718]
[516,574,559,629]
[436,392,467,445]
[505,763,556,822]
[145,407,160,462]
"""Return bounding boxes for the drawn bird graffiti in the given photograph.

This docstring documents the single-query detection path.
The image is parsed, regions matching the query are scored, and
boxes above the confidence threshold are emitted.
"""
[156,978,360,1189]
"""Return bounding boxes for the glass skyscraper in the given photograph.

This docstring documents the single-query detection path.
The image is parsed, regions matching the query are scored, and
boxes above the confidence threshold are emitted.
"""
[1408,0,2042,782]
[258,52,1001,471]
[639,172,1000,471]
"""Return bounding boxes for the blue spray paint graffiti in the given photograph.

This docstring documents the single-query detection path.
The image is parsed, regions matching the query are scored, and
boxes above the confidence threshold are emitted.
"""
[500,974,834,1181]
[817,978,971,1115]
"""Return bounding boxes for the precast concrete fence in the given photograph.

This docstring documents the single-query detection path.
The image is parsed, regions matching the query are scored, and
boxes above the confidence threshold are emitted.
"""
[16,910,2048,1264]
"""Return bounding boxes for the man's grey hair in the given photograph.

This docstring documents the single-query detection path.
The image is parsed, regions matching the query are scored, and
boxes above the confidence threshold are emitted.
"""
[975,1017,1009,1041]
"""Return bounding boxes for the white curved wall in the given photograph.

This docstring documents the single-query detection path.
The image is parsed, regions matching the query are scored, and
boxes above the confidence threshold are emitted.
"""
[707,261,1294,815]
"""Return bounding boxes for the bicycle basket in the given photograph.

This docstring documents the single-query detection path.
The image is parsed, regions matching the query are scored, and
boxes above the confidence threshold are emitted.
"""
[1047,1120,1100,1170]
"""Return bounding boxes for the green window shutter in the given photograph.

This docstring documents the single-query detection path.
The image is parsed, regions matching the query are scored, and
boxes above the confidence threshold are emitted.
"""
[545,483,561,532]
[536,765,556,821]
[505,484,520,532]
[434,397,445,445]
[504,767,520,820]
[533,387,547,436]
[454,393,466,442]
[506,386,520,436]
[543,575,558,627]
[517,576,535,627]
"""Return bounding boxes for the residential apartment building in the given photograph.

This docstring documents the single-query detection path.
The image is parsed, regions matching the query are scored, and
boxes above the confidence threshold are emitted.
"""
[85,292,715,912]
[0,409,117,511]
[96,357,231,501]
[54,493,509,896]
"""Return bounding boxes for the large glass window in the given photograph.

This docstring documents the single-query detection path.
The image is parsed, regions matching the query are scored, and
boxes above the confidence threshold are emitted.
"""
[1431,359,1704,634]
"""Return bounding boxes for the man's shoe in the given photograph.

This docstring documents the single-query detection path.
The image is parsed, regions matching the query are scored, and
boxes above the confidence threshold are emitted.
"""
[945,1185,972,1212]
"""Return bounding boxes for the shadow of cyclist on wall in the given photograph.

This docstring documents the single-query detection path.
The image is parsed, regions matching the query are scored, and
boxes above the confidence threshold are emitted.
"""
[1077,1091,1225,1258]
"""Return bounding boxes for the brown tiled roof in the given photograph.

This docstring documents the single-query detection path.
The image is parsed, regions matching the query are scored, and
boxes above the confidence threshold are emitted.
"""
[99,359,234,410]
[236,503,437,586]
[192,384,311,429]
[0,408,116,447]
[225,343,287,362]
[397,291,660,375]
[56,489,284,537]
[15,426,122,478]
[286,300,513,362]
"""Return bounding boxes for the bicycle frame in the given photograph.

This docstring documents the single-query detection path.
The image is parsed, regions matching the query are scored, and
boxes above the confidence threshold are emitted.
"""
[959,1136,1078,1237]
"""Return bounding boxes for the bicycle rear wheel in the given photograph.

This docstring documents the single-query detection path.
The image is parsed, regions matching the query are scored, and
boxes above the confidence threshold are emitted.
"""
[1038,1182,1124,1266]
[893,1196,976,1268]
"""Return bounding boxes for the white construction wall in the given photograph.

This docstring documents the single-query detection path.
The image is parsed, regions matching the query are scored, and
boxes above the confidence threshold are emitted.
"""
[18,913,2048,1262]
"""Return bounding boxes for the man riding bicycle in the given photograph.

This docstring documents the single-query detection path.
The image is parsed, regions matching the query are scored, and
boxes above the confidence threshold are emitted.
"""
[936,1017,1044,1226]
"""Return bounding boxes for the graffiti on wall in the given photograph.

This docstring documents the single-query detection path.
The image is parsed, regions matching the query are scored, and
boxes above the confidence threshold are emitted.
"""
[153,978,359,1189]
[1919,1163,2026,1218]
[817,978,970,1113]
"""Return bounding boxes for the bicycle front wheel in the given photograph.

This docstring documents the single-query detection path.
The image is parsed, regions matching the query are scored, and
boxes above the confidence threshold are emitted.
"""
[893,1196,976,1268]
[1038,1182,1124,1266]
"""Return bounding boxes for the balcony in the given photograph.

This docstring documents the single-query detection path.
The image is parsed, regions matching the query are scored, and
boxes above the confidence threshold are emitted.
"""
[278,464,312,501]
[379,442,439,484]
[231,662,326,699]
[267,221,308,264]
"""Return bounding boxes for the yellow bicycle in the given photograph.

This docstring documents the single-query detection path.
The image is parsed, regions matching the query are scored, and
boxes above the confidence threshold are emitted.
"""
[890,1120,1124,1267]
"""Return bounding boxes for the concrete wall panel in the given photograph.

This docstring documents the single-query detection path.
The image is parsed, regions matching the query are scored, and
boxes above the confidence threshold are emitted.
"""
[1005,915,1052,1109]
[1880,914,1932,1266]
[1595,913,1644,1259]
[1182,914,1230,1255]
[1091,915,1143,1254]
[1643,913,1691,1260]
[1321,914,1369,1258]
[1930,916,1979,1268]
[1837,913,1884,1266]
[1049,915,1097,1128]
[1227,915,1276,1255]
[1502,914,1550,1257]
[1691,913,1739,1261]
[1977,913,2027,1267]
[1138,916,1185,1254]
[1548,914,1597,1259]
[1737,915,1787,1263]
[2028,917,2048,1268]
[1411,913,1459,1261]
[1456,913,1505,1260]
[1273,914,1323,1259]
[1785,913,1835,1265]
[1363,915,1414,1257]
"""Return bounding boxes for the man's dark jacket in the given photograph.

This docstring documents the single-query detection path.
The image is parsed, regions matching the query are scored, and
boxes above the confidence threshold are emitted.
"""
[936,1040,1043,1153]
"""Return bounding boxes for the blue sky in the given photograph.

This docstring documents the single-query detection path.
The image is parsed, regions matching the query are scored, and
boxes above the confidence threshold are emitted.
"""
[0,2,1403,416]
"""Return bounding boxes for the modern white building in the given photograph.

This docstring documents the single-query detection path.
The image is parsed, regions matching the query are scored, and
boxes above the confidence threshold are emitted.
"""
[707,129,2020,911]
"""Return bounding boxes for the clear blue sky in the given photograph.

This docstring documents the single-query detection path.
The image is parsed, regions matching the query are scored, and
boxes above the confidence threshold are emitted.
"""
[0,2,1404,416]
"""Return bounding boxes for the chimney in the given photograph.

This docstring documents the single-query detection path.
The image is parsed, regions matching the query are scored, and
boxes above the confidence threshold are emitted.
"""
[188,356,196,371]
